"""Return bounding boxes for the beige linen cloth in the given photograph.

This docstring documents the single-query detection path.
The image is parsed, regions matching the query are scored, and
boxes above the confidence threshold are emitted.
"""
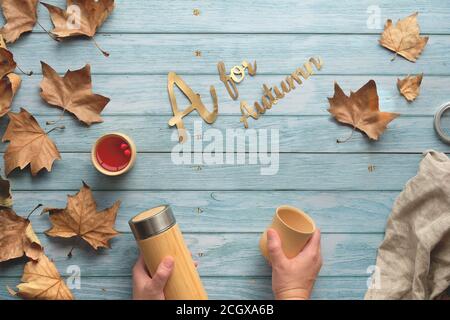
[365,150,450,300]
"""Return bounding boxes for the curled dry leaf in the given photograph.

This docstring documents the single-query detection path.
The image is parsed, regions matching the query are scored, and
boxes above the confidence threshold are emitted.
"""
[2,108,61,176]
[9,254,74,300]
[41,0,114,38]
[0,208,42,262]
[0,36,22,117]
[0,0,39,43]
[379,12,428,62]
[40,62,110,125]
[44,182,121,250]
[0,35,22,96]
[0,47,16,79]
[397,73,423,102]
[6,72,21,95]
[0,174,12,207]
[0,77,13,117]
[328,80,399,141]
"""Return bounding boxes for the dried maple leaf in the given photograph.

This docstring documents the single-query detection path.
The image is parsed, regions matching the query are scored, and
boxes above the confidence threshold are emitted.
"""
[0,208,42,262]
[379,12,428,62]
[0,0,39,43]
[41,0,114,56]
[397,73,423,102]
[0,76,13,117]
[40,62,110,125]
[6,72,21,95]
[42,0,114,38]
[2,108,61,176]
[0,36,22,117]
[44,182,121,250]
[0,47,16,79]
[0,35,22,92]
[328,80,399,141]
[0,174,12,207]
[9,254,74,300]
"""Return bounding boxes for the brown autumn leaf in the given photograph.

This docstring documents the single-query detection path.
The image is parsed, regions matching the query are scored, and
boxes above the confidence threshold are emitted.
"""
[0,76,13,117]
[0,36,22,118]
[44,182,121,250]
[379,12,428,62]
[41,0,114,38]
[6,72,21,95]
[2,108,61,176]
[0,35,22,96]
[9,254,74,300]
[40,62,110,125]
[0,46,16,79]
[0,174,12,207]
[0,208,42,262]
[397,73,423,102]
[0,0,39,43]
[328,80,399,141]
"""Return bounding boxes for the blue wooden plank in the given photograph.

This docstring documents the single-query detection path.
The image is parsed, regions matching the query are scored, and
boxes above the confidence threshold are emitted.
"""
[12,190,395,233]
[0,233,381,277]
[0,276,368,300]
[2,0,449,34]
[4,153,427,191]
[9,75,450,116]
[7,34,449,75]
[0,115,446,153]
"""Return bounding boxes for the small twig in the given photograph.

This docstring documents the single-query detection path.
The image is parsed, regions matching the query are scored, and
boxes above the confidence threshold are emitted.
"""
[46,109,66,125]
[67,238,81,258]
[67,246,75,259]
[15,64,33,76]
[91,37,110,57]
[337,128,356,143]
[26,204,43,220]
[37,20,59,42]
[391,52,398,62]
[46,125,65,135]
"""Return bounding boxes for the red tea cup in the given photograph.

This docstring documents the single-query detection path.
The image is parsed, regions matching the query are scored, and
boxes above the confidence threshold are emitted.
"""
[91,132,137,176]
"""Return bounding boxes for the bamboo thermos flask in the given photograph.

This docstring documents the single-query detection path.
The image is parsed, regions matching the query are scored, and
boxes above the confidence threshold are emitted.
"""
[129,205,208,300]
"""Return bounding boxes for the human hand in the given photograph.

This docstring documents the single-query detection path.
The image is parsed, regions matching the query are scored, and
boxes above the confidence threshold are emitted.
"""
[132,255,175,300]
[267,228,322,300]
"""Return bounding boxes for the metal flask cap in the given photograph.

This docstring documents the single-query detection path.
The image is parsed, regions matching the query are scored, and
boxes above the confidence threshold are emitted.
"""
[129,205,176,240]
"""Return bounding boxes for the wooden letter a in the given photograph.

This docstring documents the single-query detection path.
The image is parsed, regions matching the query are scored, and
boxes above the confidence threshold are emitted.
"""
[167,72,219,143]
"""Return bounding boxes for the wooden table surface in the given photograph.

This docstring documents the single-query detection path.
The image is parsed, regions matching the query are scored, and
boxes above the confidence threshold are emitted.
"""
[1,0,449,299]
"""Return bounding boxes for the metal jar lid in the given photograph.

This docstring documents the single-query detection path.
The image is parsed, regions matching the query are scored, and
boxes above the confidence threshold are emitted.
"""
[434,102,450,144]
[129,205,176,240]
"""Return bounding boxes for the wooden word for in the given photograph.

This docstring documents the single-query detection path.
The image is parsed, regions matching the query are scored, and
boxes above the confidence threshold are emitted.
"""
[239,57,323,128]
[167,72,218,143]
[217,60,257,100]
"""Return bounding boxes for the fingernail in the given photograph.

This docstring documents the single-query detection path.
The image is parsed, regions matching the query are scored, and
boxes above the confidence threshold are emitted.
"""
[163,257,174,268]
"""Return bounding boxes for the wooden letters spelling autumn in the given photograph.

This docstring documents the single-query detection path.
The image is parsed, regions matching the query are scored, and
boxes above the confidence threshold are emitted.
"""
[168,57,323,142]
[240,57,323,128]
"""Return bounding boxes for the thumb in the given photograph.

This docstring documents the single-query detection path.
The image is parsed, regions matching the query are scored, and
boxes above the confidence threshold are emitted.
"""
[267,229,286,266]
[151,256,175,291]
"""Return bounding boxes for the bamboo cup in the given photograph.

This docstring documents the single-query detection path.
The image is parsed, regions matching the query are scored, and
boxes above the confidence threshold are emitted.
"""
[91,132,137,176]
[259,205,316,260]
[129,205,208,300]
